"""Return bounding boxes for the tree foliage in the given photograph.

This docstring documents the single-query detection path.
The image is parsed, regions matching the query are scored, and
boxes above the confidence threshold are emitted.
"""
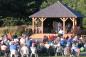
[0,0,86,27]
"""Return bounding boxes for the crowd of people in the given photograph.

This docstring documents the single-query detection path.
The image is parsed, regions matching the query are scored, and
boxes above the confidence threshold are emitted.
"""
[0,33,86,57]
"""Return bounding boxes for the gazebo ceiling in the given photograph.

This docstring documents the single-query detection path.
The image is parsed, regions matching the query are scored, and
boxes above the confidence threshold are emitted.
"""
[29,1,82,18]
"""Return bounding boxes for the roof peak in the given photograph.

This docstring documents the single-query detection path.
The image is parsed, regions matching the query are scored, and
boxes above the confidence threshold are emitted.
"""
[29,1,82,18]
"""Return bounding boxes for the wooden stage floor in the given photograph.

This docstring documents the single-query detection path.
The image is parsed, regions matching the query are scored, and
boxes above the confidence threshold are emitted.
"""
[30,33,73,39]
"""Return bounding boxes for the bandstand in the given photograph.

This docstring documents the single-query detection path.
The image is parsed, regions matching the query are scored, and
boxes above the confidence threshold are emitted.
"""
[29,1,82,38]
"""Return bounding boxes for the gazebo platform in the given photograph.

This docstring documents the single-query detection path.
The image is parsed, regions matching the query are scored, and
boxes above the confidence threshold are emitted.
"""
[30,33,73,39]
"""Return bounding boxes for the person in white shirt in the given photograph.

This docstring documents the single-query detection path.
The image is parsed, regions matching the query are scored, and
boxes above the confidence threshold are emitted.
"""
[73,36,78,42]
[55,43,64,56]
[20,44,29,57]
[44,42,50,49]
[84,43,86,49]
[71,43,80,57]
[58,29,64,35]
[20,37,25,46]
[0,43,7,57]
[30,43,38,57]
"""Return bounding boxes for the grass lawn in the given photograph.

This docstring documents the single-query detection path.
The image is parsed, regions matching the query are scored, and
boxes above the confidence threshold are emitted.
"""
[0,54,85,57]
[0,52,86,57]
[39,56,86,57]
[38,56,86,57]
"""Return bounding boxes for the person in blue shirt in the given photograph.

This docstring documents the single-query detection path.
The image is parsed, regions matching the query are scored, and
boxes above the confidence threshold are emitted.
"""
[25,38,33,47]
[60,38,67,48]
[25,37,31,48]
[67,36,73,47]
[9,41,19,57]
[9,41,18,51]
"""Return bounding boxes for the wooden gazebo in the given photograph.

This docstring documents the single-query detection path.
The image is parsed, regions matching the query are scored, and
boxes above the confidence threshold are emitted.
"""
[29,1,82,34]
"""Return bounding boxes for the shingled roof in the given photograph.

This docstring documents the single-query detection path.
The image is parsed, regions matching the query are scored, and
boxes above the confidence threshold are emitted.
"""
[29,1,82,18]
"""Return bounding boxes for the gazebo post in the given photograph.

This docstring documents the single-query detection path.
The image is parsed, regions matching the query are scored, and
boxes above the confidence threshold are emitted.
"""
[70,17,76,34]
[32,17,37,33]
[70,18,75,30]
[75,18,77,26]
[60,18,68,34]
[39,17,46,33]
